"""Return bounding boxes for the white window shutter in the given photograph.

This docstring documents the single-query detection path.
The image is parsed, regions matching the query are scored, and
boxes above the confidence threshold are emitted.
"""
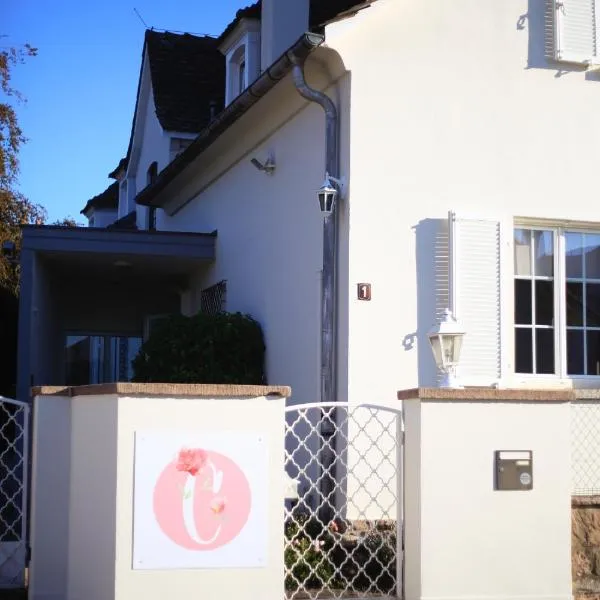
[449,213,501,386]
[553,0,598,64]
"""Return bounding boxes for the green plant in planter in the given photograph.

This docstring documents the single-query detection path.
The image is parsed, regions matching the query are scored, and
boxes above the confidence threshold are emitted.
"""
[132,312,266,384]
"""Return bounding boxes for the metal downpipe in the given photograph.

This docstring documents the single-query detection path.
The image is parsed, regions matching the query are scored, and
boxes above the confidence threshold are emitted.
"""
[290,53,340,520]
[289,53,339,409]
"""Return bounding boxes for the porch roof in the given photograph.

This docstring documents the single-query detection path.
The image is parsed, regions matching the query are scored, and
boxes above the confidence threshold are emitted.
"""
[21,225,216,261]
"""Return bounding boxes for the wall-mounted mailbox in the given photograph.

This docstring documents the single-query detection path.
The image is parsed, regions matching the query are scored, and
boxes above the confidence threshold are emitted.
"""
[495,450,533,491]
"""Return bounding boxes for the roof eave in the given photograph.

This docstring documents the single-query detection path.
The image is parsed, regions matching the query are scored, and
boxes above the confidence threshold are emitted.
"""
[136,32,324,208]
[218,18,261,55]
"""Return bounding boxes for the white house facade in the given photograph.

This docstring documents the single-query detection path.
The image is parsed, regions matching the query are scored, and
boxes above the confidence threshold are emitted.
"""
[136,0,600,407]
[328,0,600,401]
[19,0,600,409]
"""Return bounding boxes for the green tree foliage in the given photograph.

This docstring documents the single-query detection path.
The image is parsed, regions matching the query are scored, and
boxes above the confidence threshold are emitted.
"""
[132,312,266,384]
[0,41,45,296]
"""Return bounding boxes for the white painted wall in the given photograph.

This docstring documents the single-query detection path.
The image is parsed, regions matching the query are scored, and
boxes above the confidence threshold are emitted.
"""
[323,0,600,402]
[403,396,572,600]
[30,395,71,600]
[29,390,287,600]
[87,208,118,228]
[161,63,346,406]
[261,0,308,68]
[133,86,170,229]
[68,395,119,600]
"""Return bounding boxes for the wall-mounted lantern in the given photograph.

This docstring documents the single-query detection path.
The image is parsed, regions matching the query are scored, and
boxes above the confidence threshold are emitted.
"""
[317,173,344,216]
[428,308,466,388]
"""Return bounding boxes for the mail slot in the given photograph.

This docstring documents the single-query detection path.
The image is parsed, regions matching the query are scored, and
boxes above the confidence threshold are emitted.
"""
[495,450,533,491]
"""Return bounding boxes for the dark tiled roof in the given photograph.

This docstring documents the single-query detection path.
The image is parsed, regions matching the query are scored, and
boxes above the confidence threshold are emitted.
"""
[217,3,261,44]
[309,0,376,29]
[218,0,375,45]
[107,211,137,231]
[137,33,322,207]
[108,157,128,180]
[80,182,119,215]
[145,30,225,133]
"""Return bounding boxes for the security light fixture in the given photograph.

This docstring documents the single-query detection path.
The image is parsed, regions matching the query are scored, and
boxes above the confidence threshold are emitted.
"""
[428,308,466,388]
[250,154,276,175]
[317,173,344,216]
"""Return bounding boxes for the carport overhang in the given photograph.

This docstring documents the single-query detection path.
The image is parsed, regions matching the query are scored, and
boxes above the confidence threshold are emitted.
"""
[20,225,216,259]
[17,226,217,401]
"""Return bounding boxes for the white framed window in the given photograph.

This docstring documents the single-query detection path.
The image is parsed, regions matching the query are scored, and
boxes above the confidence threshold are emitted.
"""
[513,225,600,378]
[229,46,247,101]
[146,161,158,231]
[119,180,128,218]
[238,59,246,95]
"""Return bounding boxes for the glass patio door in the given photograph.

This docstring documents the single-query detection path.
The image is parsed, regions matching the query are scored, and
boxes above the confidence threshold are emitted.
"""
[65,334,142,386]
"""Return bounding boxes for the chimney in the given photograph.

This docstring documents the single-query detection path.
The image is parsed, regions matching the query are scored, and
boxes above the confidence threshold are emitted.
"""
[261,0,309,69]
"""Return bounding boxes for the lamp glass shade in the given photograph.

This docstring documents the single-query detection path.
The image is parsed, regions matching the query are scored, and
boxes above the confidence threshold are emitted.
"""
[318,188,336,214]
[428,331,464,370]
[317,176,338,215]
[427,308,466,372]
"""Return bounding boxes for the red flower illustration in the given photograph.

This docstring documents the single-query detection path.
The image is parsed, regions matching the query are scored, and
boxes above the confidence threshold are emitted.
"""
[176,448,208,476]
[210,496,227,515]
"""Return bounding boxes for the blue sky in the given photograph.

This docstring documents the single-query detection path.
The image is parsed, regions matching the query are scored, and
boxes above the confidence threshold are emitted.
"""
[5,0,251,222]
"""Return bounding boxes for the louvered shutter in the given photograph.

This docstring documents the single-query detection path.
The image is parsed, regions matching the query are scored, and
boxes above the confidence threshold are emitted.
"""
[552,0,599,64]
[449,213,502,386]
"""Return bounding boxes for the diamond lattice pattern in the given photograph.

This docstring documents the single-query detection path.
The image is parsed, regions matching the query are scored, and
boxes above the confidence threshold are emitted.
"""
[284,404,399,600]
[572,400,600,495]
[0,399,28,587]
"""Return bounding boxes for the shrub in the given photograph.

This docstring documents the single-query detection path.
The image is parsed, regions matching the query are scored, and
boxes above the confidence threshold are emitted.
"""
[132,312,266,384]
[284,512,397,594]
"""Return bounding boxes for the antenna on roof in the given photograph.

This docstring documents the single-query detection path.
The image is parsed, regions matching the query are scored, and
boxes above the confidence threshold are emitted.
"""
[133,7,150,28]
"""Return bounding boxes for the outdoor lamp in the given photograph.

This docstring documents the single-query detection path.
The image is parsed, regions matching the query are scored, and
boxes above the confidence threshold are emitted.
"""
[428,308,466,388]
[317,173,341,216]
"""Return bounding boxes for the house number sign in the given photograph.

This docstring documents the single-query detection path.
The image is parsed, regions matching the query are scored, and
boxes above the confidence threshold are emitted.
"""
[357,283,371,301]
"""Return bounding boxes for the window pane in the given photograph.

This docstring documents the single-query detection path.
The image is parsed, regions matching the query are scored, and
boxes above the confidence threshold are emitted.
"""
[65,334,142,386]
[65,336,92,386]
[514,229,531,276]
[567,282,584,326]
[587,283,600,327]
[515,279,532,324]
[535,280,553,325]
[567,330,585,375]
[566,232,584,278]
[585,234,600,279]
[533,230,554,277]
[536,328,555,374]
[588,331,600,376]
[515,328,533,373]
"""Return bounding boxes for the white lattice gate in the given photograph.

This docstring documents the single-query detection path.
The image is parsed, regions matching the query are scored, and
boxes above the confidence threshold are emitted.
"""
[0,397,29,588]
[284,402,403,600]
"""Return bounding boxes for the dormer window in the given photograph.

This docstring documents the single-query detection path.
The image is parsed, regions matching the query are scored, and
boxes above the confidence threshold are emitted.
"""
[218,18,260,105]
[239,60,246,94]
[146,161,158,186]
[119,180,128,218]
[147,162,158,231]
